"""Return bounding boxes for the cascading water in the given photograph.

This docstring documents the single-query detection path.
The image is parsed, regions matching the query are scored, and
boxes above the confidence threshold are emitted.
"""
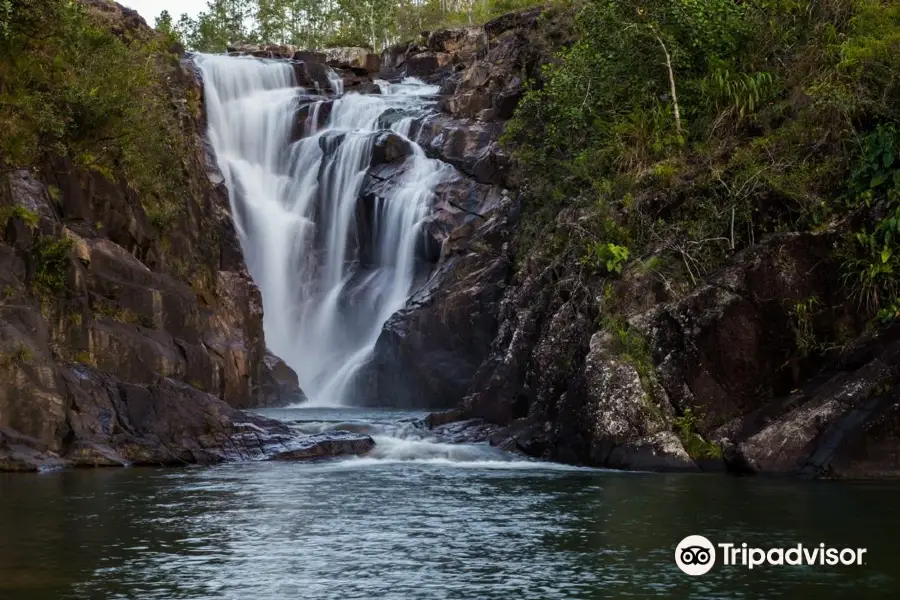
[196,54,451,406]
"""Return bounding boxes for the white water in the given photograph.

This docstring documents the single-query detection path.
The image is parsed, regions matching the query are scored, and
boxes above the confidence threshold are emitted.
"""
[257,406,604,471]
[196,55,450,406]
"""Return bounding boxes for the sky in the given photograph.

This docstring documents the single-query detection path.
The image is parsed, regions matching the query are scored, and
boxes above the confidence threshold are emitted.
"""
[121,0,208,25]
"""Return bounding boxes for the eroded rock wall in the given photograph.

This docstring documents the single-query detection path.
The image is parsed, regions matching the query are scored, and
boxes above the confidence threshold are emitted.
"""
[0,1,305,471]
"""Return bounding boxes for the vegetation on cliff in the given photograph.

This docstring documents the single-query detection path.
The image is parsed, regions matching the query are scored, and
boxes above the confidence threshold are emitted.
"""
[0,0,196,230]
[505,0,900,334]
[158,0,544,52]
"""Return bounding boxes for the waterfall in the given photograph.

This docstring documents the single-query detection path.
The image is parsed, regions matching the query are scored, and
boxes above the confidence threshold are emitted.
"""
[195,54,450,406]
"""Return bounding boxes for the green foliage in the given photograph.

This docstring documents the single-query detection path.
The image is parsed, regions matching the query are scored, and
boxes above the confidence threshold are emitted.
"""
[792,296,820,353]
[169,0,546,52]
[0,205,40,231]
[505,0,900,310]
[673,408,722,460]
[601,315,656,387]
[582,242,629,274]
[72,350,94,365]
[705,69,774,119]
[1,0,191,228]
[0,0,11,36]
[843,125,900,315]
[323,34,373,51]
[32,235,73,299]
[0,344,35,368]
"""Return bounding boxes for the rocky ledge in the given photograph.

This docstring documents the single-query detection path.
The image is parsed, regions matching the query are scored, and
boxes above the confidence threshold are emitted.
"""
[0,372,373,472]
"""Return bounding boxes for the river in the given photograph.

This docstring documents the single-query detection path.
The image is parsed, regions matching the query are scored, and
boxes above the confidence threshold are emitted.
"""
[1,407,899,599]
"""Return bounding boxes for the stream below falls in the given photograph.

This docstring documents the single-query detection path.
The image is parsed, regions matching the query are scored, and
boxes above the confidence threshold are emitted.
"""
[2,407,900,599]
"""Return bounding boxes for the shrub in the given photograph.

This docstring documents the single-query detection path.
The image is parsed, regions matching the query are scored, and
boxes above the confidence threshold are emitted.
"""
[582,242,629,274]
[0,0,192,229]
[0,206,40,231]
[673,408,722,460]
[32,235,73,299]
[504,0,900,308]
[843,125,900,316]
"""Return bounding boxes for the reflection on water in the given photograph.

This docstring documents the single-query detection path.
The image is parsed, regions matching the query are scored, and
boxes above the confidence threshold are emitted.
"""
[1,409,899,599]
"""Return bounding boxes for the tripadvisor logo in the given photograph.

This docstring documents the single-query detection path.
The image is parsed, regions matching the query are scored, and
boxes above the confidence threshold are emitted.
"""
[674,535,867,576]
[676,535,716,576]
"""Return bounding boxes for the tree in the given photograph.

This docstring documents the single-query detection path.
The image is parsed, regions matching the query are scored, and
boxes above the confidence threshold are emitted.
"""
[154,9,174,34]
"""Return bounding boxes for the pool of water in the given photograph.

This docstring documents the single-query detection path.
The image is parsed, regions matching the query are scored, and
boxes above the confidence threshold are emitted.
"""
[1,407,898,599]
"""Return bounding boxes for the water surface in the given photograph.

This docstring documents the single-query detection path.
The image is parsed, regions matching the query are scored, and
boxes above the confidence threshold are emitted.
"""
[1,408,898,599]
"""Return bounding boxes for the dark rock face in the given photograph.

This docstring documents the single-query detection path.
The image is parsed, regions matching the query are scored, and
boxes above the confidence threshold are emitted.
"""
[411,115,510,186]
[259,351,306,406]
[0,3,316,472]
[293,61,337,93]
[633,233,899,477]
[358,186,513,409]
[349,11,577,412]
[456,225,900,475]
[370,132,414,167]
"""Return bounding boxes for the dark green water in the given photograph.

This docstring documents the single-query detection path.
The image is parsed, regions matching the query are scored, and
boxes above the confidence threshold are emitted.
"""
[1,408,898,599]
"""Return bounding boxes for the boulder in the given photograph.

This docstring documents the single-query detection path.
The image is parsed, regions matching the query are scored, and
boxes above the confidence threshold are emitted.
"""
[412,115,510,185]
[293,61,336,92]
[259,351,306,406]
[227,41,297,59]
[271,431,375,460]
[406,51,454,77]
[425,26,485,61]
[370,132,413,167]
[325,47,380,73]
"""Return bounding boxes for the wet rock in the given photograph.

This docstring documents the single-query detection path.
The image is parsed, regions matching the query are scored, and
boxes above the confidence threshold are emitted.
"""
[293,61,335,92]
[271,431,375,460]
[380,41,413,73]
[0,429,67,472]
[412,115,509,185]
[293,98,333,141]
[488,419,554,458]
[359,191,515,408]
[430,417,500,443]
[370,132,413,167]
[606,432,698,472]
[258,351,306,407]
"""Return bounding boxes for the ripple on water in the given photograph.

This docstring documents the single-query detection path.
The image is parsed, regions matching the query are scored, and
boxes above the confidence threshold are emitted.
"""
[2,409,900,599]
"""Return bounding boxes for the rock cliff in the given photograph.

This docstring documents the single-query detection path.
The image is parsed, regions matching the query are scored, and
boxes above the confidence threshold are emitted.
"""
[344,6,900,478]
[0,1,360,471]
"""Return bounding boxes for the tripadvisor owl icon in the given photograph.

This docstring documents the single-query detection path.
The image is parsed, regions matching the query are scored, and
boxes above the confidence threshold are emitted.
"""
[675,535,716,576]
